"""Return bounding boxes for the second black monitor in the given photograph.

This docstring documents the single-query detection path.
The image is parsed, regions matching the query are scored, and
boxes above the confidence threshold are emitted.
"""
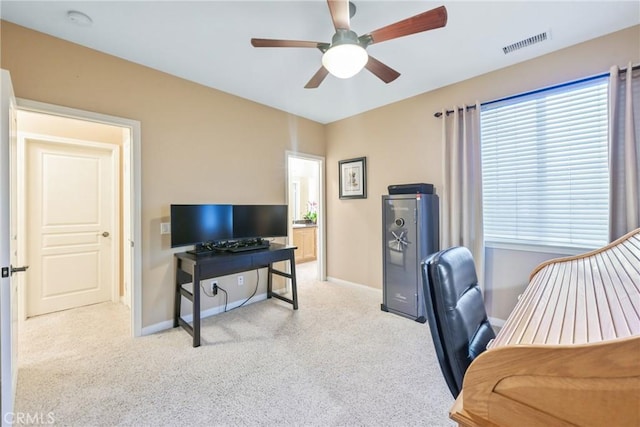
[233,205,288,239]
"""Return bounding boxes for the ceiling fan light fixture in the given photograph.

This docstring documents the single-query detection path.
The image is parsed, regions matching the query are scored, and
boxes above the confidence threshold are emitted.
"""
[322,44,368,79]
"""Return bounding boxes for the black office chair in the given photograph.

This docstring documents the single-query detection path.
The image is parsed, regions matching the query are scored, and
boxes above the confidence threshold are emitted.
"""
[421,246,495,398]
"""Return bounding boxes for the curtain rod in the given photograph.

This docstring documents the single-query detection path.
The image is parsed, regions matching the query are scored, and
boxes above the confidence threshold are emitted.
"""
[620,63,640,73]
[433,105,476,118]
[433,62,639,118]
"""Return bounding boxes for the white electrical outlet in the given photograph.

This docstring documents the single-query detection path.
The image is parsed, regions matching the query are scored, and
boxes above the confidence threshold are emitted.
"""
[210,280,218,294]
[237,276,244,286]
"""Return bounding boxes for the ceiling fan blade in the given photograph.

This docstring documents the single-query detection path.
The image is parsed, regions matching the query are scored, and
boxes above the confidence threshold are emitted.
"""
[327,0,350,31]
[251,38,328,49]
[304,67,329,89]
[366,5,447,45]
[365,56,400,84]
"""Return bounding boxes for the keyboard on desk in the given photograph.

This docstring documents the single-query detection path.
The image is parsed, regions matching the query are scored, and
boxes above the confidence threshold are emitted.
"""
[227,243,270,253]
[187,239,270,255]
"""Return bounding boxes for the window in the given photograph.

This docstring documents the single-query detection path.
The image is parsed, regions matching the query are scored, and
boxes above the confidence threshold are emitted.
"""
[481,76,609,251]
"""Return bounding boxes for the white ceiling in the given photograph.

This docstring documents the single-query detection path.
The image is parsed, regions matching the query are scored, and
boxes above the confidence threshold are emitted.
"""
[1,1,638,124]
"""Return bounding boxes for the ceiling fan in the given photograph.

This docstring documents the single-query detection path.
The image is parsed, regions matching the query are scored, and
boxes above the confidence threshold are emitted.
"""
[250,1,447,88]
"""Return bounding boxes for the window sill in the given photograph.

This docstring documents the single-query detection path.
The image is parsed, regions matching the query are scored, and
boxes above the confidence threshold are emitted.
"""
[485,240,597,256]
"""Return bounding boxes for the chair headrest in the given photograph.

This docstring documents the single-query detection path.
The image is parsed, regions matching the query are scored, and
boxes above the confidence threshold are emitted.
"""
[425,246,479,309]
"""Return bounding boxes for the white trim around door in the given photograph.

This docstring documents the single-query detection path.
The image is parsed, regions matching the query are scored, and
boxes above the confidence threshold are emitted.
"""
[285,151,326,281]
[15,99,142,338]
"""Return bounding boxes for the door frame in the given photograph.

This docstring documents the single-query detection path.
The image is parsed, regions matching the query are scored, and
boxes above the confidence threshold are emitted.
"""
[22,134,121,313]
[15,99,142,337]
[285,151,326,281]
[1,68,18,427]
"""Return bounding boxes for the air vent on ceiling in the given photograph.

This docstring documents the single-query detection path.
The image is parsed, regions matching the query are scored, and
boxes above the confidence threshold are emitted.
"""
[502,31,549,54]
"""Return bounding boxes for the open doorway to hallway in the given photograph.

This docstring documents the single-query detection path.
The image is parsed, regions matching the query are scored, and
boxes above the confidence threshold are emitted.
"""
[18,111,123,319]
[286,152,325,282]
[16,106,141,342]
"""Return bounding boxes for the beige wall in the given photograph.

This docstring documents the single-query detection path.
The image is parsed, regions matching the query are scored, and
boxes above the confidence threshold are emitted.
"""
[325,25,640,319]
[1,21,326,329]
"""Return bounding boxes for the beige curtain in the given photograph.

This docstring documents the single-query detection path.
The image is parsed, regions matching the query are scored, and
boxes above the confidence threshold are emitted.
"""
[441,102,484,287]
[609,63,640,241]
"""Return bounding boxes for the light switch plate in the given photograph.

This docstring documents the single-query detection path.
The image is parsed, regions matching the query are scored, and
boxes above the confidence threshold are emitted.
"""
[160,222,171,235]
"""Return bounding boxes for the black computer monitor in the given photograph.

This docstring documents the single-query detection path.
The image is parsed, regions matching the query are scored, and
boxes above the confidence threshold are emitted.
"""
[232,205,288,239]
[170,204,233,248]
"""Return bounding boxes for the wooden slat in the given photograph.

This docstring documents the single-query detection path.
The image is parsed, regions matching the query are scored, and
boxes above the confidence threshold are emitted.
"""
[591,254,617,340]
[585,255,603,342]
[600,251,631,337]
[546,260,571,344]
[572,257,588,344]
[559,258,579,344]
[610,243,640,328]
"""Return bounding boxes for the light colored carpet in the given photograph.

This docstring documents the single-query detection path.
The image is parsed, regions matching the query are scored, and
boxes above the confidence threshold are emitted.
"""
[15,262,454,426]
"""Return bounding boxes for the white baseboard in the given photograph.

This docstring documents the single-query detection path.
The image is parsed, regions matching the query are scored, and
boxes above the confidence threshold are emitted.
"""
[488,316,506,328]
[326,276,381,293]
[142,319,175,336]
[141,292,268,336]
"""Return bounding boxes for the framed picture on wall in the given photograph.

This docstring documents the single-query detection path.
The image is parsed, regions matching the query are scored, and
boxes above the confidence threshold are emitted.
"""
[339,157,367,199]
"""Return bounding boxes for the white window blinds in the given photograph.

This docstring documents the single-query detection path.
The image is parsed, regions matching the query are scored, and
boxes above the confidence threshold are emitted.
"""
[481,76,609,250]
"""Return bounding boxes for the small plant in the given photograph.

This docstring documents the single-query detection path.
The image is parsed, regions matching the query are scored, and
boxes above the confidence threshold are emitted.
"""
[303,201,318,223]
[303,211,317,223]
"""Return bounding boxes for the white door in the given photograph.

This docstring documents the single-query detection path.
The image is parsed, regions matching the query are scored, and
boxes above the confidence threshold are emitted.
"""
[1,70,20,426]
[26,137,117,316]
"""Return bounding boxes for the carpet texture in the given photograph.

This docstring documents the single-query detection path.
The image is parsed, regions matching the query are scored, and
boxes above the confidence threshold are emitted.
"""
[15,263,454,426]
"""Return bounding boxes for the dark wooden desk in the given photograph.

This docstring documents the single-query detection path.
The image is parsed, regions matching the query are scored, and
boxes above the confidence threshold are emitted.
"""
[174,244,298,347]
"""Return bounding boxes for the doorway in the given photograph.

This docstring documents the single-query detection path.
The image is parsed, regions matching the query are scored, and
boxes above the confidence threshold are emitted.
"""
[14,100,141,337]
[286,152,325,281]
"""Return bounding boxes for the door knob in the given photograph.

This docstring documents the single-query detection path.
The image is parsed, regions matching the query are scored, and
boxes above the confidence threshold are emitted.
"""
[102,232,110,237]
[1,265,29,278]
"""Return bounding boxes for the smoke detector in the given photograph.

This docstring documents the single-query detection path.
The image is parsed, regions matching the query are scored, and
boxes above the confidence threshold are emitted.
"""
[67,10,93,27]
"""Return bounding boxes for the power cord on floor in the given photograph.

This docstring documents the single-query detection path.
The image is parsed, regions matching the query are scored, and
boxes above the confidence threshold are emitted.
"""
[233,269,259,311]
[219,286,228,312]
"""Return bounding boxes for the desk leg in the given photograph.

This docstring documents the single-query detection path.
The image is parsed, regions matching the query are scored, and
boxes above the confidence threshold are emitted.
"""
[193,268,201,347]
[267,264,273,299]
[267,255,298,310]
[173,260,181,328]
[290,253,298,310]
